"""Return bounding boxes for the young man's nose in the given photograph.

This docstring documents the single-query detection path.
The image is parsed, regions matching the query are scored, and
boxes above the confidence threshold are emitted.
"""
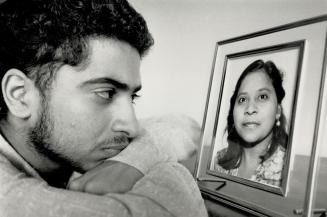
[111,97,140,139]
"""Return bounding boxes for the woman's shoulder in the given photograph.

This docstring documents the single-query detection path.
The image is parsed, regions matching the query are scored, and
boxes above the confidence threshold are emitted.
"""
[253,145,286,186]
[273,145,286,161]
[214,162,238,176]
[263,145,285,170]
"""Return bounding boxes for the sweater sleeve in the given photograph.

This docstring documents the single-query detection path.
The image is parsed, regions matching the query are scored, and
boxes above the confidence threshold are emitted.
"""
[111,115,200,174]
[0,153,208,217]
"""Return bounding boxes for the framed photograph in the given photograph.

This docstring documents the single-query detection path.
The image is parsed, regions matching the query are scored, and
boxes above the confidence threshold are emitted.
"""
[195,15,327,217]
[207,41,304,195]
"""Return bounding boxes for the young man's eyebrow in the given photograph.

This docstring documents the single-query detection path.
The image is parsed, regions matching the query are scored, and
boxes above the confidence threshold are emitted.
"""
[79,77,142,92]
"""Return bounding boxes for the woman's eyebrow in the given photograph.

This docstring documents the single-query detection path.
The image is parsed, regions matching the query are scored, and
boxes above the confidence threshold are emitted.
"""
[258,87,273,93]
[237,92,247,97]
[237,87,273,97]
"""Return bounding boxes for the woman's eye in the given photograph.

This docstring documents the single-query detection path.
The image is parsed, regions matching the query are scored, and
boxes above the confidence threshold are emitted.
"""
[238,97,246,104]
[258,94,268,101]
[95,89,116,100]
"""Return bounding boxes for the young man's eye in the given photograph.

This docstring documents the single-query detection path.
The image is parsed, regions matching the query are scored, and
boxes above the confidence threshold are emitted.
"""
[131,93,141,104]
[95,89,116,100]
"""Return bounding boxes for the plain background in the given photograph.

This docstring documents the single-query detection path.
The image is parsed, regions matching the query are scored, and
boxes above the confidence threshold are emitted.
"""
[128,0,327,157]
[129,0,327,122]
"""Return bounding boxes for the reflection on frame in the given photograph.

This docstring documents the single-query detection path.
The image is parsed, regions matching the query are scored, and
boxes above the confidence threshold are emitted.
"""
[207,42,304,195]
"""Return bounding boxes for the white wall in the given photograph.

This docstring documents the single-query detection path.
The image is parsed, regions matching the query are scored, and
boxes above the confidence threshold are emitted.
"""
[129,0,327,125]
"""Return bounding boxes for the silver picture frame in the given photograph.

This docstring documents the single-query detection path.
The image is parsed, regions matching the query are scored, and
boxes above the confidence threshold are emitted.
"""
[195,15,327,217]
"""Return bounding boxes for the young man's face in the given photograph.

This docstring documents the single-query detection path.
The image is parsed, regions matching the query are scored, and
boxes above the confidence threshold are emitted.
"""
[29,38,141,172]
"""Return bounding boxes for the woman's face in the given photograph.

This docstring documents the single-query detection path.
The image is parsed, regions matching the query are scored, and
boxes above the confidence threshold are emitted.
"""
[233,70,281,146]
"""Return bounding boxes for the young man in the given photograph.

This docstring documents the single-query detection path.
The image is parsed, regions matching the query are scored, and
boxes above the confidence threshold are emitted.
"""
[0,0,207,216]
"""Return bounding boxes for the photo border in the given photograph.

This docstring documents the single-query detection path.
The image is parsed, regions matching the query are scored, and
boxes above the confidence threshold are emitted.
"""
[205,41,305,195]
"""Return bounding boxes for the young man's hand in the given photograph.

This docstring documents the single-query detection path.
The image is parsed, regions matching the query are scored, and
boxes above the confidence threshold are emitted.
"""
[67,161,143,195]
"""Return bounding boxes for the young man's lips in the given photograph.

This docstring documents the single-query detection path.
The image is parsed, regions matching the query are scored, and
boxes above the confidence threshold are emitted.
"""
[101,144,129,158]
[103,144,129,151]
[102,148,122,158]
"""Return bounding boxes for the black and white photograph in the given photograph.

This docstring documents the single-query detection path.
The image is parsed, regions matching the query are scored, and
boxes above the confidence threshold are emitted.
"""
[0,0,326,217]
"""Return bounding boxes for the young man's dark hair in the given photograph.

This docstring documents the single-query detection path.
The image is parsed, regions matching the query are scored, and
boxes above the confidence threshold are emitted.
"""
[0,0,153,116]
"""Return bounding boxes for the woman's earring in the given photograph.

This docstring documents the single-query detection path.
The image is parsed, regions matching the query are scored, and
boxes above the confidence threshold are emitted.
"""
[276,111,281,127]
[276,118,280,127]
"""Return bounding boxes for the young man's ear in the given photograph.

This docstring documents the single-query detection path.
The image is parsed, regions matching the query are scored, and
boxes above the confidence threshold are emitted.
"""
[1,69,35,119]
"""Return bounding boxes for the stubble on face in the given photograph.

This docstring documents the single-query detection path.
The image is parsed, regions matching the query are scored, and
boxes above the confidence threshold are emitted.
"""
[27,94,129,172]
[27,94,77,169]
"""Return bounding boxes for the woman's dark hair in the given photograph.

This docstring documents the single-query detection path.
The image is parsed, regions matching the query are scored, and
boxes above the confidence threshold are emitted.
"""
[0,0,154,116]
[218,59,288,170]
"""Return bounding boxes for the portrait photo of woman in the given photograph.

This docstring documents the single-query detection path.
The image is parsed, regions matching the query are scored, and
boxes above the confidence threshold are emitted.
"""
[214,60,289,187]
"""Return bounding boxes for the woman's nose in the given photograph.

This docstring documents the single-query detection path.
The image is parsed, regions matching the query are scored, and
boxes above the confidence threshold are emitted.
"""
[245,101,258,115]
